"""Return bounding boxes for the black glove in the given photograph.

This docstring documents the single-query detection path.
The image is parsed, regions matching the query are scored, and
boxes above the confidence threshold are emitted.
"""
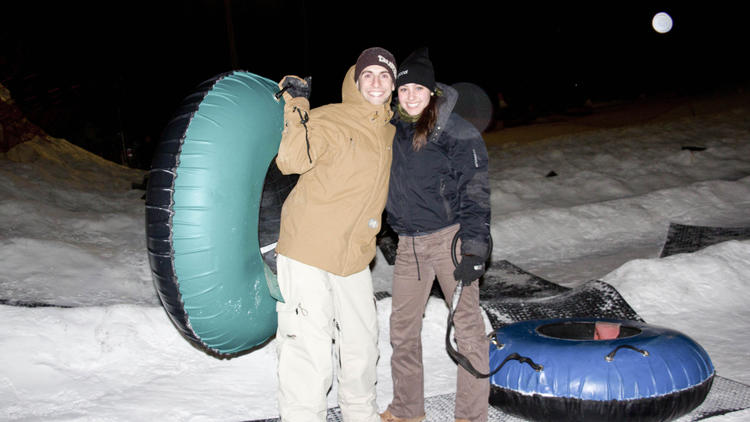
[453,255,486,286]
[280,76,312,99]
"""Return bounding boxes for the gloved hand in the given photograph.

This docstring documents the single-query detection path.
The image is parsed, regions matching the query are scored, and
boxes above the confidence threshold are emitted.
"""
[453,255,486,286]
[279,75,312,99]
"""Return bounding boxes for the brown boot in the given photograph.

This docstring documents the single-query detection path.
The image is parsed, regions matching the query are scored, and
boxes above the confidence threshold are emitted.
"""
[379,409,426,422]
[455,419,471,422]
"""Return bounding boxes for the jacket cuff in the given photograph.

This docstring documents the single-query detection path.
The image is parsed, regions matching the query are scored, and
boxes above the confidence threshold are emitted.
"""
[461,238,489,259]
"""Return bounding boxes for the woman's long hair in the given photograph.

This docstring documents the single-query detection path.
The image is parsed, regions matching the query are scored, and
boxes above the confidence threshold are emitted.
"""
[411,94,438,151]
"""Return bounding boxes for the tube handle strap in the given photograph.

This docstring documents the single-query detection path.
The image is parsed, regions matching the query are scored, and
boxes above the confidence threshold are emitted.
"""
[605,344,649,362]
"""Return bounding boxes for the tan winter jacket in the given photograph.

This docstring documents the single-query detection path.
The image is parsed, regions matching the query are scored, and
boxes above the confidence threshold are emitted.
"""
[275,65,395,276]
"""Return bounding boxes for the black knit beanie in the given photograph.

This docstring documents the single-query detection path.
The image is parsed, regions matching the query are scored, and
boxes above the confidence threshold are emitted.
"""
[354,47,397,82]
[396,47,435,91]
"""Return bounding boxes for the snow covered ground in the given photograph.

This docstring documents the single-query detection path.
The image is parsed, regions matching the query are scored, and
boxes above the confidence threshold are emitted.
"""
[1,88,750,421]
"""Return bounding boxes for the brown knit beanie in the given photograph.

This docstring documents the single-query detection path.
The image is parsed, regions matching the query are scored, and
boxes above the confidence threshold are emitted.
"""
[354,47,397,82]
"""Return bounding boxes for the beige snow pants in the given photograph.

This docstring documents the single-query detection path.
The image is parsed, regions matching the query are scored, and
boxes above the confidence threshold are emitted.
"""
[386,224,489,422]
[275,254,380,422]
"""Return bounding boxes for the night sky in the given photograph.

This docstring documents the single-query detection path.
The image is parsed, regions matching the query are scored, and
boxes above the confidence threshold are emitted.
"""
[2,1,748,166]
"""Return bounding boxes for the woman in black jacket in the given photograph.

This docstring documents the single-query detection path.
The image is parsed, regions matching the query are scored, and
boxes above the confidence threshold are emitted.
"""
[380,48,491,422]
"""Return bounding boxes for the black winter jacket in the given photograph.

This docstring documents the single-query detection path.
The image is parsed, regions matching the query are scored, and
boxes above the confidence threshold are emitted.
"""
[386,83,491,258]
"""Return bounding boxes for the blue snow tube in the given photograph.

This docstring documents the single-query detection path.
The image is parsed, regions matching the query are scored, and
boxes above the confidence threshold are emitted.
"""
[145,71,295,356]
[489,318,714,422]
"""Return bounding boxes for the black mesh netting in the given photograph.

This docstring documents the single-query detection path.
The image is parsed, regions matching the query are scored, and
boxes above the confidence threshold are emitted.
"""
[246,375,750,421]
[477,261,644,329]
[660,223,750,258]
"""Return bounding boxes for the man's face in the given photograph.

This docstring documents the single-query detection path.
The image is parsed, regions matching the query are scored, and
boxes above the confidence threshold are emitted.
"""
[357,65,394,105]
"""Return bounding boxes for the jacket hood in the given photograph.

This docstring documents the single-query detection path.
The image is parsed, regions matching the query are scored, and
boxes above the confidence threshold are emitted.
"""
[433,82,457,136]
[342,65,394,120]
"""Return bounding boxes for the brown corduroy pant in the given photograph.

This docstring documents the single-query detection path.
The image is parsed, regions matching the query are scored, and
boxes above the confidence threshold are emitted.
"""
[386,224,489,422]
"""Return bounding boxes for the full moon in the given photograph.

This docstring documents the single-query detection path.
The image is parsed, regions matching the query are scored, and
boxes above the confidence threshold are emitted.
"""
[652,12,673,34]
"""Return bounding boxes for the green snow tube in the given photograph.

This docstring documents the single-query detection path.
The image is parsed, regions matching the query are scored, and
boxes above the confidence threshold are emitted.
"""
[145,71,294,356]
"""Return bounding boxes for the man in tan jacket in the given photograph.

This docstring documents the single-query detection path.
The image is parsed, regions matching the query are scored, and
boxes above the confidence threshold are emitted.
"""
[274,47,396,422]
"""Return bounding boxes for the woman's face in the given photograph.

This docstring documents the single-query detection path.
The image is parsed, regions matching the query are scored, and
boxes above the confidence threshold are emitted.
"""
[398,83,431,116]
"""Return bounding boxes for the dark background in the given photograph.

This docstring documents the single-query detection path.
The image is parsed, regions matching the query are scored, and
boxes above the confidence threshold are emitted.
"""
[2,1,748,168]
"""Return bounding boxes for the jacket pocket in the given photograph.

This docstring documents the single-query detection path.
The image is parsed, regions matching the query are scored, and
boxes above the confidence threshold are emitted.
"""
[439,177,455,221]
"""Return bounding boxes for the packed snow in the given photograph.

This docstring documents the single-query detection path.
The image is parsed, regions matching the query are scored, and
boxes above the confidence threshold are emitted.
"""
[1,88,750,421]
